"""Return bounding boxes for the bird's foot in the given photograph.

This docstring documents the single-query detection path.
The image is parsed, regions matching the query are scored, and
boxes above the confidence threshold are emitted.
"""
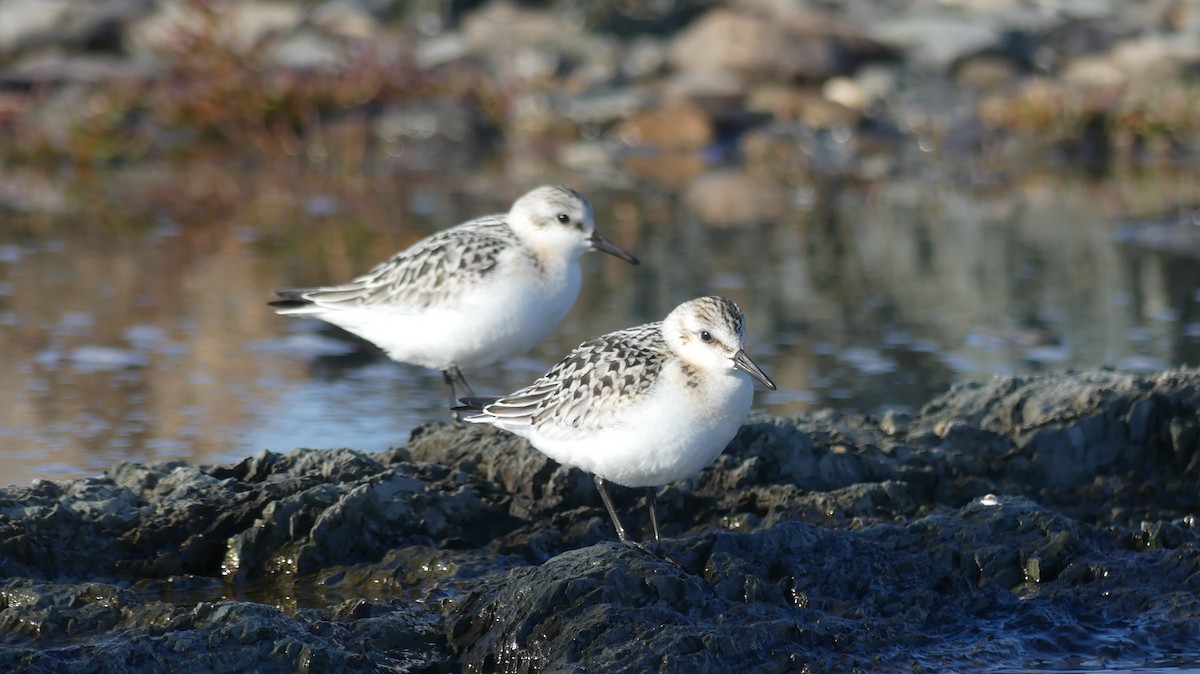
[621,539,684,570]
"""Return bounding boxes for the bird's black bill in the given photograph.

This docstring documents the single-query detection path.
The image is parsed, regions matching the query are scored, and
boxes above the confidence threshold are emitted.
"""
[732,350,776,390]
[589,232,640,265]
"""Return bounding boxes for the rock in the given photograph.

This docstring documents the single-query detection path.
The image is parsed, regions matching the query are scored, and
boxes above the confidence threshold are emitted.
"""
[0,0,150,56]
[663,68,748,108]
[556,85,657,127]
[0,0,73,56]
[820,76,869,111]
[912,369,1200,490]
[668,8,853,81]
[610,99,714,188]
[449,496,1200,671]
[745,84,862,127]
[2,369,1200,670]
[0,52,155,86]
[413,31,469,69]
[613,98,713,150]
[1061,54,1128,87]
[0,579,450,671]
[682,169,789,228]
[460,1,620,88]
[0,167,73,214]
[1032,15,1139,72]
[268,28,345,69]
[371,101,492,171]
[867,14,1003,73]
[311,0,381,40]
[620,35,670,79]
[953,54,1021,89]
[568,0,709,35]
[374,101,483,144]
[130,0,305,55]
[1107,33,1200,76]
[462,1,575,53]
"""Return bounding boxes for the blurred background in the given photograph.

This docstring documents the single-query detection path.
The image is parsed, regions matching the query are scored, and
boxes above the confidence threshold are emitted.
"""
[2,0,1199,485]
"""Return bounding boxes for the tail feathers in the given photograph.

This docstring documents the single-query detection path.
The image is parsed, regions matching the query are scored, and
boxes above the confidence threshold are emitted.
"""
[269,289,317,313]
[452,396,502,416]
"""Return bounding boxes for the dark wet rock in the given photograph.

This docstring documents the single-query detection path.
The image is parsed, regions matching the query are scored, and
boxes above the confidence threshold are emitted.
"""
[0,578,450,672]
[911,368,1200,488]
[449,495,1200,672]
[2,368,1199,670]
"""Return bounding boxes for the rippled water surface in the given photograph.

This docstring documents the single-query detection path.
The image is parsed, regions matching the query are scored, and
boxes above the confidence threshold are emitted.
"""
[2,159,1199,486]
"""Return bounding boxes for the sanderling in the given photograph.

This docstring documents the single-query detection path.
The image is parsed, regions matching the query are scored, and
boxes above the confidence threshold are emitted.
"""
[456,296,776,552]
[270,185,639,407]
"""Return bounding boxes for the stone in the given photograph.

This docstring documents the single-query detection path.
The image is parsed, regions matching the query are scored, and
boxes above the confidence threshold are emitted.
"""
[612,99,713,189]
[867,14,1003,72]
[0,0,148,55]
[669,8,850,81]
[2,370,1200,669]
[459,1,620,87]
[311,0,381,40]
[954,54,1021,89]
[746,84,862,127]
[682,169,789,228]
[130,0,304,55]
[0,0,72,55]
[613,99,712,150]
[268,29,344,69]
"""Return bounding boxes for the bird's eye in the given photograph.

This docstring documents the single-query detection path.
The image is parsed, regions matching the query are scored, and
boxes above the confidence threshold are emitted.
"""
[700,330,713,343]
[557,213,570,224]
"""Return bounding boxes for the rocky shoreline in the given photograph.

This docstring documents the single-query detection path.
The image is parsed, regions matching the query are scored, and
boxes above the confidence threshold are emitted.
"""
[1,367,1197,671]
[4,0,1200,169]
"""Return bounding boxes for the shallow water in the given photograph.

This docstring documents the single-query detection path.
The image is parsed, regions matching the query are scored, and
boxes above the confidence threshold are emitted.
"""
[2,158,1199,486]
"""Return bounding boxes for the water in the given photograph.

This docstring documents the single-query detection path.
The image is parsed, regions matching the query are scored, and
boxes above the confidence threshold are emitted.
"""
[2,159,1199,486]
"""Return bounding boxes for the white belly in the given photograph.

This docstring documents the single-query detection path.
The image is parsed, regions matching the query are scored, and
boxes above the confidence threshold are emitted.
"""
[315,262,581,370]
[520,370,754,488]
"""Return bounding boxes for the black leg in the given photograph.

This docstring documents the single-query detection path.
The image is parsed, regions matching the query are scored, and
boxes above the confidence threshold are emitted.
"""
[443,366,477,423]
[647,487,661,553]
[595,476,675,562]
[594,475,629,542]
[443,365,477,402]
[442,370,458,406]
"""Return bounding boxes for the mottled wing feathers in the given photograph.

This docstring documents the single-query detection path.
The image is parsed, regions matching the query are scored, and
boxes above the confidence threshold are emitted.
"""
[473,322,666,432]
[282,216,518,312]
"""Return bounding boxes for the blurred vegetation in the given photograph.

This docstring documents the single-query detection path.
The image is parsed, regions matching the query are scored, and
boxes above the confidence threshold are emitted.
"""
[0,0,506,163]
[979,77,1200,158]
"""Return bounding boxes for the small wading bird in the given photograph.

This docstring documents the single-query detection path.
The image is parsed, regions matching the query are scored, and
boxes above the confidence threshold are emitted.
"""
[456,296,776,553]
[270,186,639,408]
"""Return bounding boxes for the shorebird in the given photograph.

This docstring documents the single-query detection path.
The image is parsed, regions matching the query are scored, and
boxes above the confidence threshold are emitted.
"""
[270,186,639,407]
[456,296,776,552]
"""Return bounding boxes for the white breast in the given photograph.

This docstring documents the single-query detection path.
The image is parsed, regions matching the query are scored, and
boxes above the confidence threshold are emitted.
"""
[311,252,582,370]
[519,366,754,488]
